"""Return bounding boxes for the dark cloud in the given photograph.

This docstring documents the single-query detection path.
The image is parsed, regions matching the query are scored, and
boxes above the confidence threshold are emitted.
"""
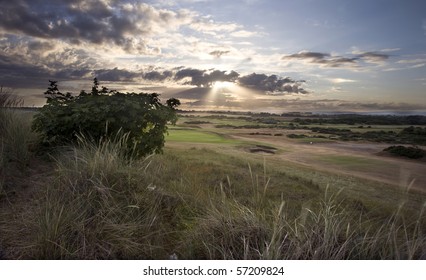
[282,50,390,68]
[237,73,308,94]
[284,51,329,60]
[0,35,308,97]
[94,68,139,82]
[143,70,173,81]
[172,69,308,94]
[0,53,51,88]
[0,34,101,87]
[0,0,190,54]
[174,68,239,87]
[316,57,358,67]
[209,50,230,58]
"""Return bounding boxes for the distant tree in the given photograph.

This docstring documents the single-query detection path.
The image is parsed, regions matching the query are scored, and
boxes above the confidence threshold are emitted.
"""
[91,77,99,95]
[166,98,181,109]
[44,80,73,104]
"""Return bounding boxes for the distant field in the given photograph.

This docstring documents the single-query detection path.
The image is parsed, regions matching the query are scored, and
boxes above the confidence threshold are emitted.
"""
[166,112,426,192]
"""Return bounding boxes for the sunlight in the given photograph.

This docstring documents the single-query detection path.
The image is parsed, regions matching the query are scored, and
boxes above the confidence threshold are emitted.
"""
[212,81,234,89]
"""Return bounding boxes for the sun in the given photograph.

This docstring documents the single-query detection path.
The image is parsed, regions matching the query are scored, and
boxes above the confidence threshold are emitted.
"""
[212,81,234,89]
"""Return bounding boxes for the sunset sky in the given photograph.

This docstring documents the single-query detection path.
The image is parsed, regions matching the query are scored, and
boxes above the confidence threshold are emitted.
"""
[1,0,425,113]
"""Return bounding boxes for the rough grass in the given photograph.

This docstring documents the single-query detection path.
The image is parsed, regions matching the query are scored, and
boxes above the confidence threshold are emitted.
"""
[1,137,425,259]
[1,109,425,259]
[0,91,38,198]
[28,133,185,259]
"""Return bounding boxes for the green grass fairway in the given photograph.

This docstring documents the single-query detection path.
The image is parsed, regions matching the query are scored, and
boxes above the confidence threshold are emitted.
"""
[166,128,239,144]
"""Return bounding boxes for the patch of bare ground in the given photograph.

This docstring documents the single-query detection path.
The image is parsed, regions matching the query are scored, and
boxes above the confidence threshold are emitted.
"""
[0,158,53,259]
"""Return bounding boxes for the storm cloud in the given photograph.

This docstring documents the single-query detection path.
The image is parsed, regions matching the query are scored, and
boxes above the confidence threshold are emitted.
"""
[174,68,239,87]
[0,0,235,54]
[237,73,308,94]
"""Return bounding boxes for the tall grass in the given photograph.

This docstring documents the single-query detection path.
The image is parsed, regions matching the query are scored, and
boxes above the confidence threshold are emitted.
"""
[3,128,425,259]
[32,133,182,259]
[182,183,425,259]
[0,89,36,167]
[1,89,37,200]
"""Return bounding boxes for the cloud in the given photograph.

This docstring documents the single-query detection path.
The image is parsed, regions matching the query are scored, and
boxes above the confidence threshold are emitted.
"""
[0,34,100,87]
[0,0,253,55]
[380,48,401,52]
[94,68,140,82]
[282,51,358,68]
[230,30,258,38]
[284,51,329,60]
[397,58,426,64]
[356,52,389,64]
[143,70,174,81]
[190,19,240,34]
[282,50,391,68]
[209,50,230,58]
[329,78,356,83]
[174,68,239,87]
[237,73,308,94]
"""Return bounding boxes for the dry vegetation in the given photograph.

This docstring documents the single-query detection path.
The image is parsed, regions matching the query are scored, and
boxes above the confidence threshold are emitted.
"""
[1,91,425,259]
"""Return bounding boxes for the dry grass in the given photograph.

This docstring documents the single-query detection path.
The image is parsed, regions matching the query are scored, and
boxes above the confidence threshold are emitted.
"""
[29,134,182,259]
[0,106,425,259]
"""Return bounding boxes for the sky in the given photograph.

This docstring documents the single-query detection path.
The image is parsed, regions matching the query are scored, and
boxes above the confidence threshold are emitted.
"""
[0,0,425,113]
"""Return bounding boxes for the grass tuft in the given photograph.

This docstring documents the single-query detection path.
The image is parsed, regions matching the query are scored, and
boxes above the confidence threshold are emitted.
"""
[31,134,181,259]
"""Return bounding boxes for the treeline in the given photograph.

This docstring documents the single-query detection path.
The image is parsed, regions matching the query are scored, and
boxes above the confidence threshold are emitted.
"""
[308,126,426,145]
[293,115,426,125]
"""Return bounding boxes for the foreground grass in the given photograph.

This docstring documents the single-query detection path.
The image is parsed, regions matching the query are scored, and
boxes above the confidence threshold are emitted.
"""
[1,135,422,259]
[0,93,37,199]
[0,107,425,259]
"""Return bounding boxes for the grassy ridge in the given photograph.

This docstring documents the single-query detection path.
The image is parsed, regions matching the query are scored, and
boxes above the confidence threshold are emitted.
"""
[0,103,425,259]
[4,137,424,259]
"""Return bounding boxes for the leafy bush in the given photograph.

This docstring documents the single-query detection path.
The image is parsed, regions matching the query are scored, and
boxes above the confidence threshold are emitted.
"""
[32,80,180,157]
[383,145,426,159]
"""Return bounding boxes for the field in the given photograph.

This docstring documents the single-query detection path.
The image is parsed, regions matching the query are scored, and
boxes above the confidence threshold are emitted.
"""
[1,107,426,259]
[171,113,426,192]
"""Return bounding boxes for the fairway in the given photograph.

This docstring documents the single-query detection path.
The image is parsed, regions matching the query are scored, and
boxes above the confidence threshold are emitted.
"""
[316,155,382,167]
[166,128,238,144]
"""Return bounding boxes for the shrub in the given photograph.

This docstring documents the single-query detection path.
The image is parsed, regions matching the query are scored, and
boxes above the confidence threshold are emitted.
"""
[32,80,179,157]
[383,145,426,159]
[287,134,307,139]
